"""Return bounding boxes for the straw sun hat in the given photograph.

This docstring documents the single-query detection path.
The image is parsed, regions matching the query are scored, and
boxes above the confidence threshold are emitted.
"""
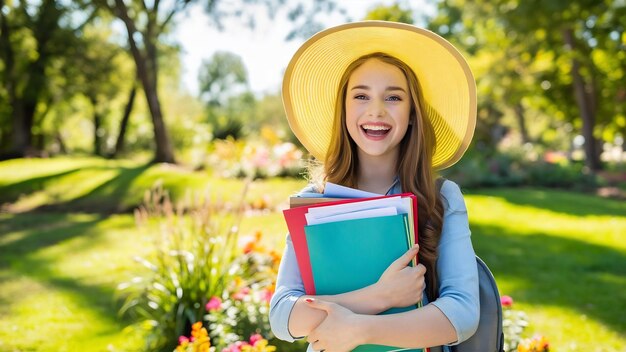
[282,21,477,170]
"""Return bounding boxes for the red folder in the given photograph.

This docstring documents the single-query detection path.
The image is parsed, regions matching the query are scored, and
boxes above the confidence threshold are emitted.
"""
[283,193,418,295]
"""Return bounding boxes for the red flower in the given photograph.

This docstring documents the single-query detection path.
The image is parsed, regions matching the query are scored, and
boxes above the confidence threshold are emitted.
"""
[206,296,222,311]
[500,295,513,307]
[249,333,263,345]
[243,240,255,254]
[179,336,190,344]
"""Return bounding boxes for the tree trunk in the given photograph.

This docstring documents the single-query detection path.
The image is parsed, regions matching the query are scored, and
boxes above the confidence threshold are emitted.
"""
[111,82,137,158]
[21,100,37,156]
[1,0,58,159]
[55,131,67,154]
[141,59,176,163]
[0,2,26,159]
[113,0,176,164]
[91,97,103,156]
[562,27,602,171]
[514,103,529,145]
[8,100,28,158]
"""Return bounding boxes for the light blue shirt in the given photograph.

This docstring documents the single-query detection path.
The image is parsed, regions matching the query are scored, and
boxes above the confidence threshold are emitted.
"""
[269,179,479,350]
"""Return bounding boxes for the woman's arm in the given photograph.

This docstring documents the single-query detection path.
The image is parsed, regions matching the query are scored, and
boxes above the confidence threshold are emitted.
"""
[270,234,426,339]
[305,299,456,351]
[429,180,480,344]
[288,244,425,337]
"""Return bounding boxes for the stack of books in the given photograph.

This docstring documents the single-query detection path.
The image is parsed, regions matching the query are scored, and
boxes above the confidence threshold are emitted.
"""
[283,183,424,352]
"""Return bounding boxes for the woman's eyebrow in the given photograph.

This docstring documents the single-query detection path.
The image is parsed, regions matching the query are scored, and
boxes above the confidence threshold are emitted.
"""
[386,86,407,92]
[350,85,371,90]
[350,85,407,92]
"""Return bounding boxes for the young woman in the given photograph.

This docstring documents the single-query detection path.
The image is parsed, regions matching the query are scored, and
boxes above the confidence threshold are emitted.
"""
[270,21,479,352]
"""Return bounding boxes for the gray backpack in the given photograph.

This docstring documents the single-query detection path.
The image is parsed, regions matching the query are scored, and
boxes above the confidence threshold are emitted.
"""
[431,179,504,352]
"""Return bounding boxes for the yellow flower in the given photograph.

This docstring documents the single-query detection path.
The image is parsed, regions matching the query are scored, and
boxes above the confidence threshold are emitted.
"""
[517,334,550,352]
[193,337,211,352]
[241,338,276,352]
[234,276,244,288]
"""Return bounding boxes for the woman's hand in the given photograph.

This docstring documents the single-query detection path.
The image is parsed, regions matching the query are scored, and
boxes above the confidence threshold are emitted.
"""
[305,298,364,352]
[376,244,426,309]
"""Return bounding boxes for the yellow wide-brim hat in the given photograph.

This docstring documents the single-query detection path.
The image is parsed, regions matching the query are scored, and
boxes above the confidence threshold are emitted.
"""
[282,21,477,170]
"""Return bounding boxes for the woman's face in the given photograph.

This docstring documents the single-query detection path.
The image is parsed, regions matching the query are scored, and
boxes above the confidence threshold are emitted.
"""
[345,58,411,160]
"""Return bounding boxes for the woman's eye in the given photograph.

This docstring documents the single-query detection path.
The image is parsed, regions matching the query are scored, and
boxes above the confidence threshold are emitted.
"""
[386,95,402,101]
[354,94,368,100]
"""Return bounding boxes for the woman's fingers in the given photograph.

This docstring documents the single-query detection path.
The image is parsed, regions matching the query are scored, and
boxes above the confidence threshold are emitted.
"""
[388,244,419,271]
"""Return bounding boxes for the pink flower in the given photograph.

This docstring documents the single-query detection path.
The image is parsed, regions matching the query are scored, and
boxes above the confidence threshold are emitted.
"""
[205,296,222,311]
[222,341,249,352]
[178,336,190,345]
[500,295,513,307]
[259,288,273,304]
[233,287,251,301]
[249,334,263,345]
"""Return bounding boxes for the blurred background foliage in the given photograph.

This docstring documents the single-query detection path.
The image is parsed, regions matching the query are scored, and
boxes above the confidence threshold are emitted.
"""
[0,0,624,191]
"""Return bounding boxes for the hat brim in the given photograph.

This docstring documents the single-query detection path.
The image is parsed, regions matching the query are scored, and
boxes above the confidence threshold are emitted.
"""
[282,21,477,170]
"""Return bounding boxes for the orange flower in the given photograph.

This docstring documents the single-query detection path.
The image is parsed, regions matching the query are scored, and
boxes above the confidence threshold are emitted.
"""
[269,250,282,267]
[242,231,266,254]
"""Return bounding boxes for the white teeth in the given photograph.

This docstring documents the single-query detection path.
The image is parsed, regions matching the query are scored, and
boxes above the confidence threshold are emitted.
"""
[362,124,390,131]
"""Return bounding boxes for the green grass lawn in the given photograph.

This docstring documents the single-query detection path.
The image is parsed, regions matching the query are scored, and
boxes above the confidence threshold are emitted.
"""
[0,157,624,351]
[465,189,626,351]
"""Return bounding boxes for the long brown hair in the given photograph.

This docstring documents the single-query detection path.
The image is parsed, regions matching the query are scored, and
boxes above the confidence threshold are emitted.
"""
[317,52,444,301]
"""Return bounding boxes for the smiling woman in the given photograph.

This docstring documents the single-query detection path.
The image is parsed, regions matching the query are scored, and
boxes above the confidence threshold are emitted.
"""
[271,21,479,352]
[344,55,412,177]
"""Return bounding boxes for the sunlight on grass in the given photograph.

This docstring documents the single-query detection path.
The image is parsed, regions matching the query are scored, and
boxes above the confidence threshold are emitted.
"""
[0,157,108,185]
[0,158,308,213]
[521,304,625,351]
[466,193,626,250]
[240,212,291,250]
[0,277,144,351]
[464,189,626,351]
[0,213,147,351]
[246,177,307,207]
[7,168,121,212]
[1,158,624,351]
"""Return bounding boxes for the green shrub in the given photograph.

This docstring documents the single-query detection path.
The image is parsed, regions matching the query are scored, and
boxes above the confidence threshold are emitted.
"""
[443,148,598,190]
[116,185,246,351]
[525,161,596,190]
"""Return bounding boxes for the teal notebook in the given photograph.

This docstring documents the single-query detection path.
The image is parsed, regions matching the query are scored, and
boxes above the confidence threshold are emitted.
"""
[304,214,424,352]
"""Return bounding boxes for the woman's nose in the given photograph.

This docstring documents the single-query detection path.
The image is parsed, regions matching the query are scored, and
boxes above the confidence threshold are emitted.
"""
[367,100,386,117]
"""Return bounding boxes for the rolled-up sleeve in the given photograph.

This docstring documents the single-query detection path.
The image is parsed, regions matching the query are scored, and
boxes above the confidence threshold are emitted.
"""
[430,180,480,344]
[269,233,306,342]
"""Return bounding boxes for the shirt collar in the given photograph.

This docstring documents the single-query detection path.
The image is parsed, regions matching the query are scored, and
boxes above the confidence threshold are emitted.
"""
[385,176,401,195]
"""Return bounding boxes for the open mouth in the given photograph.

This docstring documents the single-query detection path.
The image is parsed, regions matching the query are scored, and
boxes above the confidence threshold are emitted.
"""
[361,123,391,137]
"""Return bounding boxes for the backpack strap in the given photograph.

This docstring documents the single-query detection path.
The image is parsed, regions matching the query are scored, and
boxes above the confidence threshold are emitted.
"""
[452,256,504,352]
